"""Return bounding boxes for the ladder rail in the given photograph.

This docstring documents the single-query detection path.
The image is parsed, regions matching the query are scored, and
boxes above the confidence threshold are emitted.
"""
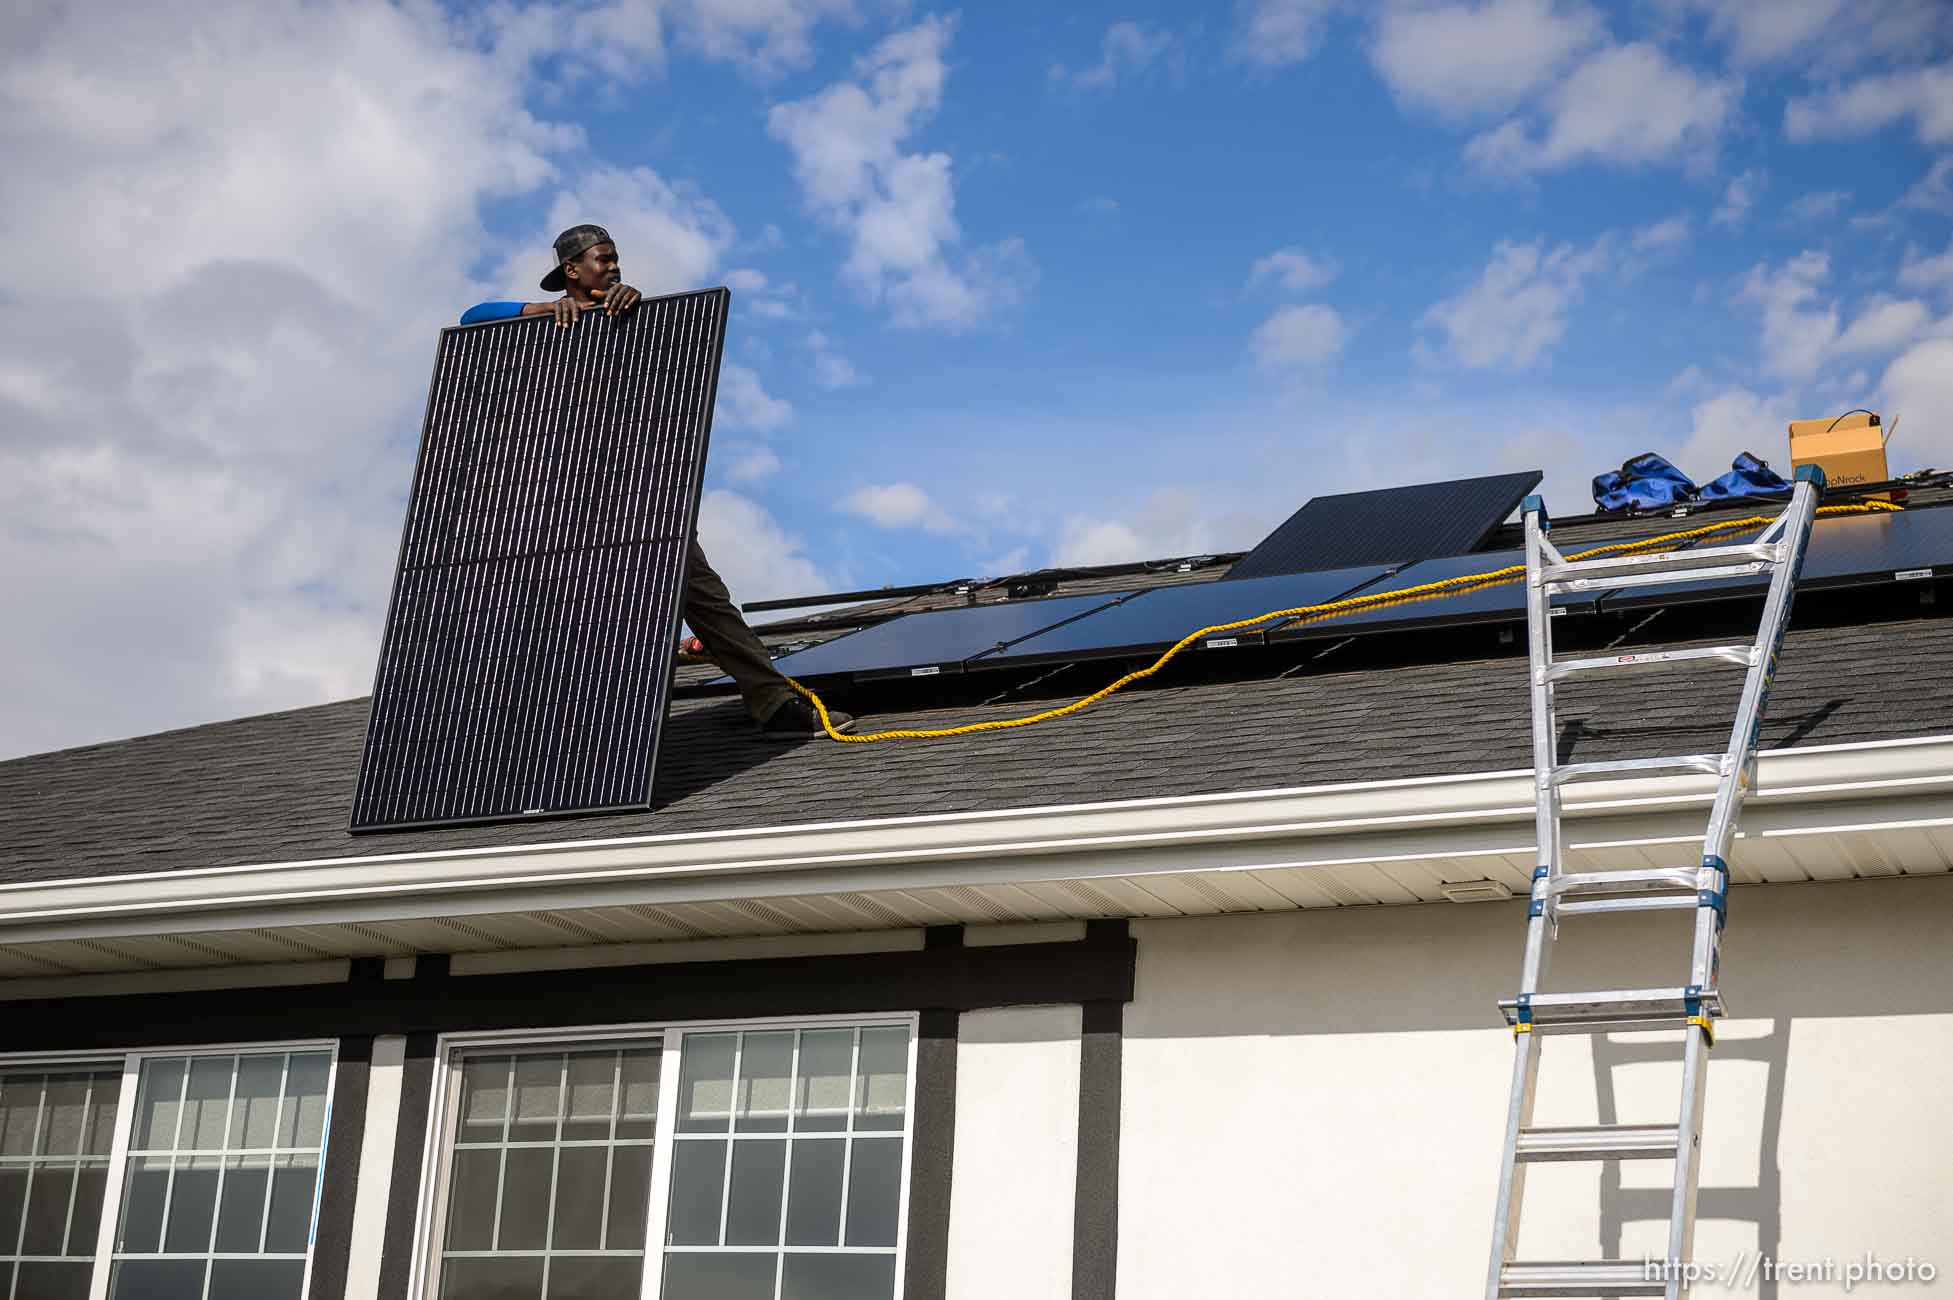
[1484,468,1826,1300]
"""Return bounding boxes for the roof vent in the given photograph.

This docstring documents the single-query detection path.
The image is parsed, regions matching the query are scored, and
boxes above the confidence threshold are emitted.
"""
[1441,880,1515,903]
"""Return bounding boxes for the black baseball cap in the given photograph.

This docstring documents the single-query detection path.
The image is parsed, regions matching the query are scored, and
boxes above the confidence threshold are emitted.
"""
[540,224,613,292]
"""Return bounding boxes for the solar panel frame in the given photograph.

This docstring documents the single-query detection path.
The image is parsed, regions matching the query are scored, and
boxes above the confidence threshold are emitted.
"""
[350,288,729,832]
[761,590,1144,683]
[1224,470,1542,581]
[970,565,1396,669]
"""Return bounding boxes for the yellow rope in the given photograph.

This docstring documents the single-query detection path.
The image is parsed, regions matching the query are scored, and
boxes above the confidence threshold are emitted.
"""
[787,501,1903,743]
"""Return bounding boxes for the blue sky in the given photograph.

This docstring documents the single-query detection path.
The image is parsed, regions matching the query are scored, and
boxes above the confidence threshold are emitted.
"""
[2,0,1950,754]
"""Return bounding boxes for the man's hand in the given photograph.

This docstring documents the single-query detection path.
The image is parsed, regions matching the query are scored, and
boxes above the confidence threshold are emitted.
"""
[598,283,642,315]
[551,296,590,329]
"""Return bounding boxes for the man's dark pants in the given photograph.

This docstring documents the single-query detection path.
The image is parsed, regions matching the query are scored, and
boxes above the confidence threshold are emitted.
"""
[685,540,795,724]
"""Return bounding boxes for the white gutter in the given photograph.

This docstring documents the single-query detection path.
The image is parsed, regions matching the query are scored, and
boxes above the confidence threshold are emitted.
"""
[2,735,1950,945]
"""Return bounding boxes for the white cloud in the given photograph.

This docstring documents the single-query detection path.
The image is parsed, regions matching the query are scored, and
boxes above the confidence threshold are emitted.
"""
[767,17,1036,330]
[695,489,831,604]
[1249,246,1339,292]
[1079,195,1122,216]
[1736,251,1932,379]
[1879,339,1953,466]
[724,445,783,483]
[1901,155,1953,214]
[805,331,862,388]
[1422,237,1610,369]
[1368,0,1603,120]
[1674,387,1793,477]
[1786,189,1850,223]
[1711,168,1765,226]
[1229,0,1341,69]
[1051,21,1180,92]
[1052,489,1266,566]
[1631,213,1691,251]
[839,482,959,534]
[715,363,794,431]
[1680,0,1950,68]
[1466,42,1737,174]
[667,0,858,80]
[1785,63,1953,145]
[1899,236,1953,294]
[723,266,799,318]
[1835,297,1933,355]
[1251,304,1347,367]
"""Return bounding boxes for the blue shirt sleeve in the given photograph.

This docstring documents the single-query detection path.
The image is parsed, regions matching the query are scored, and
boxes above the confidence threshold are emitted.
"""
[460,301,526,325]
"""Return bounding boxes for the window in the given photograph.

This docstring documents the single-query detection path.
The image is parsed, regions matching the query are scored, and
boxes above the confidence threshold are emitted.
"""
[421,1021,915,1300]
[0,1047,335,1300]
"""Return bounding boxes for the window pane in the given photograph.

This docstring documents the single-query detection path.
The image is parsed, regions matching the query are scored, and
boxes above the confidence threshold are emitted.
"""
[132,1060,185,1150]
[735,1033,792,1134]
[15,1259,94,1300]
[459,1056,512,1142]
[662,1252,775,1300]
[214,1157,269,1254]
[0,1165,26,1253]
[444,1148,500,1252]
[70,1162,108,1256]
[117,1156,171,1253]
[561,1052,616,1142]
[844,1138,902,1248]
[854,1028,908,1132]
[87,1083,120,1157]
[163,1156,221,1253]
[549,1146,607,1251]
[0,1075,44,1156]
[677,1035,735,1134]
[21,1164,76,1255]
[227,1056,284,1151]
[278,1054,330,1150]
[783,1138,844,1247]
[546,1255,643,1300]
[724,1141,785,1247]
[510,1056,563,1144]
[38,1075,91,1157]
[794,1031,852,1133]
[666,1141,727,1246]
[439,1255,543,1300]
[616,1049,660,1140]
[497,1146,552,1251]
[207,1258,305,1300]
[781,1252,896,1300]
[264,1155,318,1253]
[109,1259,205,1300]
[178,1058,232,1151]
[606,1144,653,1252]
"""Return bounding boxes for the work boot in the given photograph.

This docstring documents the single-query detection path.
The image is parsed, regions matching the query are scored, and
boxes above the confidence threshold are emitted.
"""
[760,699,855,738]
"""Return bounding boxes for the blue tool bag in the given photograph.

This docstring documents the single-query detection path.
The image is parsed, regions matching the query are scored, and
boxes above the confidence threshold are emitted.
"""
[1592,453,1701,511]
[1700,452,1791,500]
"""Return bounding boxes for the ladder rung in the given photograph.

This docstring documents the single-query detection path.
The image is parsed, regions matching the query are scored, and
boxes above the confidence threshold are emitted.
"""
[1551,867,1701,897]
[1539,541,1778,586]
[1550,754,1724,785]
[1515,1123,1680,1162]
[1499,1260,1666,1296]
[1556,895,1702,917]
[1543,644,1756,681]
[1582,561,1770,593]
[1499,986,1725,1031]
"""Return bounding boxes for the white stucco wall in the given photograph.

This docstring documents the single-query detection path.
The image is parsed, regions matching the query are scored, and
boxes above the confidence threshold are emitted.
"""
[946,1004,1082,1300]
[1118,874,1953,1299]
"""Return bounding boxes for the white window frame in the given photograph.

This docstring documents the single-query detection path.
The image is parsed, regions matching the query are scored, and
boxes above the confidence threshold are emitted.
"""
[410,1013,920,1300]
[0,1038,339,1300]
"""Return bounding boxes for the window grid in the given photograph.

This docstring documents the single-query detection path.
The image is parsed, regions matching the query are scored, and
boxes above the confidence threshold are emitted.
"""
[0,1067,119,1300]
[435,1044,663,1298]
[108,1049,331,1300]
[662,1025,911,1300]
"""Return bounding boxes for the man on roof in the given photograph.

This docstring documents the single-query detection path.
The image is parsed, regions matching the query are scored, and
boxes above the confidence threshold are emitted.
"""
[464,224,853,738]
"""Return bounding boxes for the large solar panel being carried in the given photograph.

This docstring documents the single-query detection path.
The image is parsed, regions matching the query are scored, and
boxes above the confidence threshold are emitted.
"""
[350,289,728,832]
[1225,470,1543,581]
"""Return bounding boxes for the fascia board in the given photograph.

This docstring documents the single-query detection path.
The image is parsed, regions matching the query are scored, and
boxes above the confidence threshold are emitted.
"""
[1,734,1949,945]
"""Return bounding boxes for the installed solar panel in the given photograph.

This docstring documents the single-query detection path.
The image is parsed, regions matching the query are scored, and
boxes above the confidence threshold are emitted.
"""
[1598,503,1953,611]
[1226,471,1542,581]
[764,591,1139,682]
[972,565,1394,667]
[350,289,728,832]
[1266,540,1640,642]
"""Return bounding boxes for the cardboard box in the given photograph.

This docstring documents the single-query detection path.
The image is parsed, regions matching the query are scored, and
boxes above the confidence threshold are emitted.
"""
[1789,410,1888,494]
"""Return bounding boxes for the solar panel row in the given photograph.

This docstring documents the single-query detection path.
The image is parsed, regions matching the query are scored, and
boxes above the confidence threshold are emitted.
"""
[351,288,729,832]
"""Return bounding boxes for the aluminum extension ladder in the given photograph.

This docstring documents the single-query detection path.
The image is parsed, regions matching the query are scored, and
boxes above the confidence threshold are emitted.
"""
[1485,465,1826,1299]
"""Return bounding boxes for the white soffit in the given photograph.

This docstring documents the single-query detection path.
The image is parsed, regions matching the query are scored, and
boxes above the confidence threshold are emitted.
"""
[0,735,1949,974]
